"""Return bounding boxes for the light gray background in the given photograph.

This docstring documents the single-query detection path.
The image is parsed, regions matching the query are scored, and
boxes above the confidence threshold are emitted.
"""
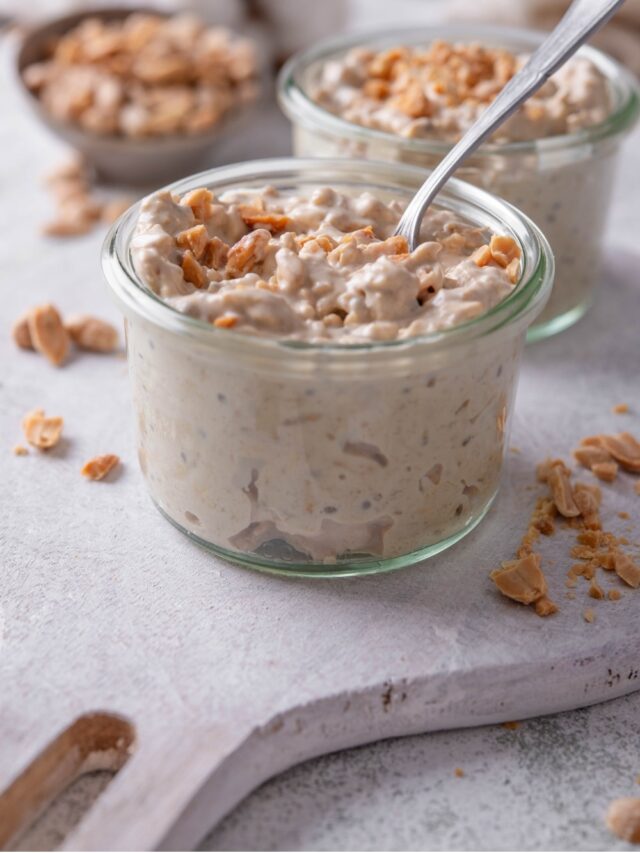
[3,16,640,853]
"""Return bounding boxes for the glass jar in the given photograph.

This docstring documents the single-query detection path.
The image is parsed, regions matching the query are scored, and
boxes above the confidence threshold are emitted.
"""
[278,25,639,341]
[102,157,552,577]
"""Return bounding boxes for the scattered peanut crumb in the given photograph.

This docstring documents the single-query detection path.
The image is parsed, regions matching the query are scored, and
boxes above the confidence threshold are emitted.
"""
[635,482,640,496]
[65,315,119,353]
[583,608,596,623]
[81,454,120,481]
[42,157,132,238]
[606,797,640,843]
[27,304,70,366]
[614,552,640,588]
[14,305,119,360]
[619,511,630,520]
[607,589,622,601]
[490,553,557,616]
[22,409,64,450]
[12,314,32,349]
[13,444,28,456]
[454,768,465,778]
[613,403,630,414]
[588,579,605,600]
[501,721,520,730]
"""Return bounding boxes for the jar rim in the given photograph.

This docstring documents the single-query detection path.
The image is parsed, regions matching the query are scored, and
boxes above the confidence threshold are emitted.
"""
[277,23,640,157]
[102,156,553,370]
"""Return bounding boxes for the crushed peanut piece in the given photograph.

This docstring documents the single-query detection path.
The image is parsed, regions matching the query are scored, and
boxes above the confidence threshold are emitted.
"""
[181,188,214,222]
[613,403,630,414]
[490,553,556,615]
[574,445,613,470]
[454,768,465,778]
[226,229,270,278]
[600,433,640,473]
[176,224,209,261]
[65,315,119,353]
[13,445,28,456]
[181,250,208,288]
[501,721,520,730]
[547,461,580,517]
[607,589,622,601]
[583,608,596,623]
[591,461,619,483]
[472,245,492,267]
[606,797,640,843]
[213,315,238,329]
[588,579,605,600]
[619,511,630,520]
[489,234,521,268]
[614,552,640,588]
[27,304,70,366]
[12,314,33,349]
[81,454,120,481]
[22,409,64,450]
[635,482,640,496]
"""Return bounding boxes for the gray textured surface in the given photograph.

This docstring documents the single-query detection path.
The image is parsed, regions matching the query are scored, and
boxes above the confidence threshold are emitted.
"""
[2,25,640,853]
[201,695,640,852]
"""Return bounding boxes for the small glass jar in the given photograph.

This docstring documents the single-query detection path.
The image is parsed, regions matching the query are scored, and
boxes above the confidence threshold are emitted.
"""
[103,158,552,577]
[278,25,639,341]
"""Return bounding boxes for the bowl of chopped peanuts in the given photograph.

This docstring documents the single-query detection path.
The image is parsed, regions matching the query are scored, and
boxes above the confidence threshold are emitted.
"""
[16,7,259,185]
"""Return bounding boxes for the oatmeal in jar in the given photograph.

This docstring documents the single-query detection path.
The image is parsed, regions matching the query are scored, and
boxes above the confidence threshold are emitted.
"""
[312,40,612,143]
[131,184,520,342]
[105,159,552,575]
[279,29,639,340]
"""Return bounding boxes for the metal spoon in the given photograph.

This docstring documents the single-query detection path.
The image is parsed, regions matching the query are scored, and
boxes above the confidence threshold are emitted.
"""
[395,0,625,250]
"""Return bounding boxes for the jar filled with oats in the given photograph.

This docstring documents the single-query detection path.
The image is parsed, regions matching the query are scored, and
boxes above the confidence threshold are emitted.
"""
[277,25,639,341]
[103,158,552,577]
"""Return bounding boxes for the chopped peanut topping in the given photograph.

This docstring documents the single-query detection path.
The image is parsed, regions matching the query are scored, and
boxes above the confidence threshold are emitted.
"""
[176,224,209,261]
[181,250,208,289]
[22,409,64,450]
[239,208,290,233]
[213,315,238,329]
[202,237,229,269]
[490,553,556,615]
[606,798,640,843]
[27,304,70,366]
[81,454,120,481]
[506,257,520,284]
[472,245,492,267]
[489,234,521,268]
[614,552,640,588]
[613,403,629,414]
[226,229,270,278]
[181,188,214,222]
[65,315,119,353]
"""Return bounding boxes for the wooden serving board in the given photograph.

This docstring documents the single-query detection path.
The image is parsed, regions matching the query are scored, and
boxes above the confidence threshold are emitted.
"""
[1,49,639,850]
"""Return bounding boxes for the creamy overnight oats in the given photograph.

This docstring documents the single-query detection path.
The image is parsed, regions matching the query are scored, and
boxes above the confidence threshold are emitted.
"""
[278,27,639,339]
[103,159,552,576]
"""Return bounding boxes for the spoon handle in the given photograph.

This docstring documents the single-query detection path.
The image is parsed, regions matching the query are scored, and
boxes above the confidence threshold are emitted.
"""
[395,0,625,249]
